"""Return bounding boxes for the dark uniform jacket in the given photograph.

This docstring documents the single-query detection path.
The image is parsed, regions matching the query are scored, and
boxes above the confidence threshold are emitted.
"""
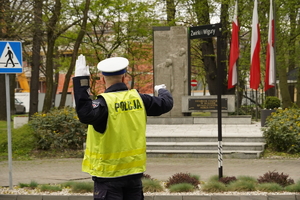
[73,76,173,133]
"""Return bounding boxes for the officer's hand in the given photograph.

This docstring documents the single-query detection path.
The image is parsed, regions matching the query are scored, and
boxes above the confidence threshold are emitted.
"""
[75,54,90,77]
[154,84,166,93]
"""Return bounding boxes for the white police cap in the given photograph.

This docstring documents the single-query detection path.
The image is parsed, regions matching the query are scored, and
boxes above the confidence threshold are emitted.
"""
[97,57,129,76]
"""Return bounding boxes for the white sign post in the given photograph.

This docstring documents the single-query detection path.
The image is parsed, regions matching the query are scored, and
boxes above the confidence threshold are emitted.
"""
[0,41,23,189]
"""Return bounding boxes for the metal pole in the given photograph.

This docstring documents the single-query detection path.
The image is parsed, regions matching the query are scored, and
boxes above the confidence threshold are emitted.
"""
[5,74,13,189]
[217,24,223,179]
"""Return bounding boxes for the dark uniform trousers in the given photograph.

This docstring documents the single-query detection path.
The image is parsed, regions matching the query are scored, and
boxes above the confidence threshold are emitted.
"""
[93,176,144,200]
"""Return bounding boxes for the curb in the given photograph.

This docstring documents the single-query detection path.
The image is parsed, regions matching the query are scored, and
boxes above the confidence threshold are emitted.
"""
[1,194,300,200]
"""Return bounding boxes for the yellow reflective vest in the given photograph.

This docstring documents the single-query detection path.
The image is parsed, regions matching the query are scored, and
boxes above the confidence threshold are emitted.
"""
[82,89,147,178]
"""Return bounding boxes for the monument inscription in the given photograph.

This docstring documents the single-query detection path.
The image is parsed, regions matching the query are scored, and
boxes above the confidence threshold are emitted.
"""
[188,98,228,111]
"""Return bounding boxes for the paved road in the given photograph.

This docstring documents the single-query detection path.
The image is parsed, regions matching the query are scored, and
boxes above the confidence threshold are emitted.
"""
[1,157,300,187]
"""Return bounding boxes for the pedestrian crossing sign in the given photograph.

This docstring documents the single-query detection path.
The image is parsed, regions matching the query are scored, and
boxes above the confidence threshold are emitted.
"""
[0,41,23,73]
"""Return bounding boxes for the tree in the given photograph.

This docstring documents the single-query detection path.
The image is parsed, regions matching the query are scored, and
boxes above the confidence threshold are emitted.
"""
[166,0,176,26]
[82,0,157,93]
[42,0,80,112]
[59,0,90,108]
[0,0,32,120]
[122,1,157,91]
[29,0,43,118]
[193,0,220,95]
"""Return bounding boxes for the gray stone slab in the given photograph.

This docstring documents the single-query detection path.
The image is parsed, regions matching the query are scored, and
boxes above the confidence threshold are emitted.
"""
[211,195,240,200]
[68,196,93,200]
[0,195,17,200]
[240,195,268,200]
[16,195,42,200]
[144,196,154,200]
[153,26,189,117]
[183,195,211,200]
[268,195,296,200]
[153,195,183,200]
[193,117,251,124]
[42,196,69,200]
[296,195,300,200]
[147,117,194,124]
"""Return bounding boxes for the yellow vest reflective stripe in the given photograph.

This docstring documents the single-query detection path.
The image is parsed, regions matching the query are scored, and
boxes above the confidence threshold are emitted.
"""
[82,89,147,178]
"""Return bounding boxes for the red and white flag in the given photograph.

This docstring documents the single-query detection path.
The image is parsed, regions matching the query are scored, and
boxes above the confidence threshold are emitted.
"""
[264,0,275,91]
[250,0,261,90]
[228,1,239,89]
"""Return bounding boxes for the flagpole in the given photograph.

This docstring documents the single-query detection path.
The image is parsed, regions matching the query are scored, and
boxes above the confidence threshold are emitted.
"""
[273,0,277,97]
[236,61,239,115]
[236,0,239,115]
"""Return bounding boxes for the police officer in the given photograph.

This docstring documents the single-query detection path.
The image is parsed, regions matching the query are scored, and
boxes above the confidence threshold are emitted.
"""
[72,55,173,200]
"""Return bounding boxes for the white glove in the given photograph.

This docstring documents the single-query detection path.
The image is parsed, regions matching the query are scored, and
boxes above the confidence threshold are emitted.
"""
[154,84,166,93]
[75,54,90,77]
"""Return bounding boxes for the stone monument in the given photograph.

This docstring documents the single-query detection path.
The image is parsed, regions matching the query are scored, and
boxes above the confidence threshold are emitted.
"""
[153,26,189,117]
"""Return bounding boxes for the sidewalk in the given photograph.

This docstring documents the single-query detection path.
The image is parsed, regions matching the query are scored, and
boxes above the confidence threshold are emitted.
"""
[1,123,300,187]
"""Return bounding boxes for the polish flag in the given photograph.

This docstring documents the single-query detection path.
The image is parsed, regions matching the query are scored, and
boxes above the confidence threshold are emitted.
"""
[250,0,261,90]
[228,1,239,89]
[264,0,275,91]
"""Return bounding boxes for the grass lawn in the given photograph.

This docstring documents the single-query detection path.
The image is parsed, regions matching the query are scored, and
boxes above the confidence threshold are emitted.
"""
[0,114,28,131]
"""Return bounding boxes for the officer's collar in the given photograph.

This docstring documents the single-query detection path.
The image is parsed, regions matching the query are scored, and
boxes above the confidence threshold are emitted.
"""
[104,82,128,93]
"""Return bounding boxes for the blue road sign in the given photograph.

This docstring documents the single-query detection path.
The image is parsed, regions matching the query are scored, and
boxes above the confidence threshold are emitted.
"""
[0,41,23,73]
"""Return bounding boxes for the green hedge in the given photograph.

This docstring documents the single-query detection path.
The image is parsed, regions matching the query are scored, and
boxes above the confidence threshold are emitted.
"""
[29,107,87,150]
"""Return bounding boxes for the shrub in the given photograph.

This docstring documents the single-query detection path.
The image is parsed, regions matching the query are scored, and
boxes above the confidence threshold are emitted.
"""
[265,96,281,109]
[207,175,219,182]
[39,184,62,192]
[142,173,153,180]
[60,181,93,193]
[201,181,227,193]
[142,179,164,193]
[28,180,39,188]
[237,176,257,183]
[219,176,237,185]
[190,174,200,181]
[165,172,200,188]
[285,180,300,192]
[256,183,283,192]
[227,179,256,191]
[169,183,195,193]
[257,171,294,187]
[29,107,87,150]
[263,108,300,153]
[61,181,76,188]
[70,182,93,193]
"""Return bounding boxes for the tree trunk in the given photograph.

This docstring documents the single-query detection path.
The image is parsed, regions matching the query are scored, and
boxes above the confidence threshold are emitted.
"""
[43,39,55,112]
[42,0,61,113]
[296,67,300,106]
[29,0,43,118]
[287,1,296,103]
[0,75,7,120]
[0,1,7,120]
[219,1,229,95]
[166,0,176,26]
[201,38,218,95]
[278,62,292,108]
[193,0,220,95]
[59,0,90,108]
